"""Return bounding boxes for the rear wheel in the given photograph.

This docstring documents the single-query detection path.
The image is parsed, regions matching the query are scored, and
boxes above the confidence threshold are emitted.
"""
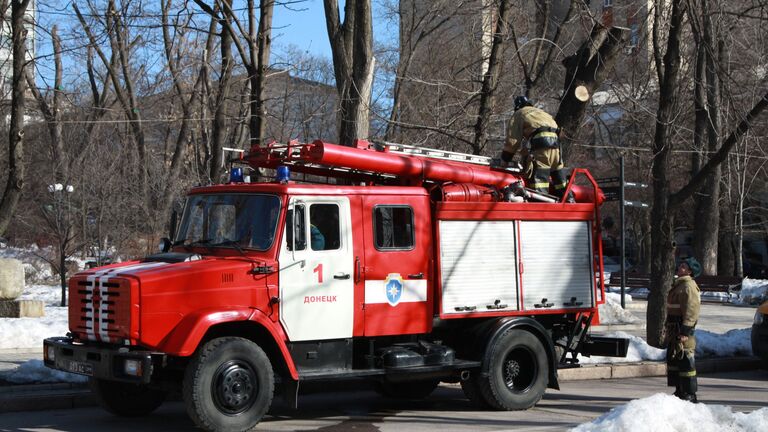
[90,378,166,417]
[377,378,440,399]
[183,337,274,432]
[478,329,548,410]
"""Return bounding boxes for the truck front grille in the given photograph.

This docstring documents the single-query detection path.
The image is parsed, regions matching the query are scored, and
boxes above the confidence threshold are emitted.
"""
[70,277,132,343]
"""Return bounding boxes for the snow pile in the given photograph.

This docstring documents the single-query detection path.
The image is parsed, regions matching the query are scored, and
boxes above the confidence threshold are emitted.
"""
[695,329,753,358]
[579,331,665,364]
[580,327,752,364]
[598,293,641,324]
[0,359,87,384]
[571,393,768,432]
[0,284,69,350]
[736,278,768,305]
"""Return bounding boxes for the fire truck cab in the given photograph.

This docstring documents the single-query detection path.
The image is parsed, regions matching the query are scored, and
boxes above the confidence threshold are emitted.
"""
[44,140,627,432]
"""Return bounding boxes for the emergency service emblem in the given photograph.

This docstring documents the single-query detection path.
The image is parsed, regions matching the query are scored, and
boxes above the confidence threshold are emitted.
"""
[384,273,404,306]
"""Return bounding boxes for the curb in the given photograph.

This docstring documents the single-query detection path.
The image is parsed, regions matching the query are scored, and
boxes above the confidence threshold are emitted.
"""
[0,357,763,414]
[557,355,764,381]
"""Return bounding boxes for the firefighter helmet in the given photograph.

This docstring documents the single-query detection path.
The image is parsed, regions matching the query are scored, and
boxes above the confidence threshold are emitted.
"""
[684,257,702,278]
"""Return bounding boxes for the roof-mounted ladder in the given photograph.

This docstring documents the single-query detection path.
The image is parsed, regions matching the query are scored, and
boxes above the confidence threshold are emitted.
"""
[372,140,492,166]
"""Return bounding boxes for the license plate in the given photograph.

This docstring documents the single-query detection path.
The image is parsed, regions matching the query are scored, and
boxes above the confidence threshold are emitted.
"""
[64,360,94,376]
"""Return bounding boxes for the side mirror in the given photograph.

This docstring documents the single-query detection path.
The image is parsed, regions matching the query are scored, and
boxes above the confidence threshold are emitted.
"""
[159,237,172,253]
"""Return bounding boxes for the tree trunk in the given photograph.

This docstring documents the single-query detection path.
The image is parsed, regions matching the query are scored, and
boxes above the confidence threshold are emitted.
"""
[555,24,628,163]
[472,0,511,155]
[647,0,686,348]
[250,0,274,148]
[324,0,373,147]
[718,203,736,276]
[691,0,721,275]
[210,6,234,182]
[0,0,31,237]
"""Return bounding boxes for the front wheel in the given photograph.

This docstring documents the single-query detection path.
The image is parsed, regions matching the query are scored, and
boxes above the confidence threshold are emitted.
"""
[90,378,166,417]
[478,329,549,410]
[183,337,274,432]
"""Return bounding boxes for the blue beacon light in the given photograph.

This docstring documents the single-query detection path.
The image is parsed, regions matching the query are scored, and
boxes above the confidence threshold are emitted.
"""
[276,166,290,183]
[229,167,244,183]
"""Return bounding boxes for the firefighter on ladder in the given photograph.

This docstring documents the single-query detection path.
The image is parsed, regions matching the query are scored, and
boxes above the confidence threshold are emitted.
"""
[496,96,574,202]
[665,256,702,403]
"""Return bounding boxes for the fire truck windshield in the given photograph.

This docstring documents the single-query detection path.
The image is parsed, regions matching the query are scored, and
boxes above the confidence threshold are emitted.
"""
[174,194,280,251]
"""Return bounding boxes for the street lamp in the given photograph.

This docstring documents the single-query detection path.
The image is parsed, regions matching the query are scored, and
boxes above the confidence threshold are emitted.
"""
[48,183,74,307]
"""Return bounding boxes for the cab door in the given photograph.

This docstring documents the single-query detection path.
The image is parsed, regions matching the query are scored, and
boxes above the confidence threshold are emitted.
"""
[361,195,432,336]
[278,196,354,341]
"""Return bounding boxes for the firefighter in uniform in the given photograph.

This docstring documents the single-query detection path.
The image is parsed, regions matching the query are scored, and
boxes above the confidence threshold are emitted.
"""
[665,256,702,402]
[497,96,573,202]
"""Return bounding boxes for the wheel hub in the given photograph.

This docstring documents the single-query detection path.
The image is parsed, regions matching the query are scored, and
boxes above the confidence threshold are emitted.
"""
[504,359,521,385]
[213,361,258,415]
[503,347,536,393]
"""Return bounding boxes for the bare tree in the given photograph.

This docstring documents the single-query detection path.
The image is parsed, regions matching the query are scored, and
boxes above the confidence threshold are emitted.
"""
[555,24,629,162]
[472,0,512,155]
[0,0,31,237]
[194,0,275,160]
[646,0,768,346]
[689,0,722,275]
[24,25,74,305]
[383,0,460,142]
[323,0,374,146]
[74,1,153,217]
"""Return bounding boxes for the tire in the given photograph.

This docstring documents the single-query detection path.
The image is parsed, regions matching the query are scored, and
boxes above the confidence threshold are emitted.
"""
[90,378,166,417]
[183,337,274,432]
[478,329,549,410]
[377,378,440,399]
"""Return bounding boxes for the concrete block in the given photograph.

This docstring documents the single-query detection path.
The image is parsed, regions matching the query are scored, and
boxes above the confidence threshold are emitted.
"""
[0,300,44,318]
[0,258,25,300]
[558,365,612,381]
[609,362,666,378]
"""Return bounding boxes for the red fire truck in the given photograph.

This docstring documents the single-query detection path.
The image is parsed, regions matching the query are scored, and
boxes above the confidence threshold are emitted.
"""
[45,140,626,432]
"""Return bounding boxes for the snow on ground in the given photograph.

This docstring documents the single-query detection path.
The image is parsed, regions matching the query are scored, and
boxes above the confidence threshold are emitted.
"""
[598,293,641,324]
[0,284,69,350]
[571,393,768,432]
[736,278,768,305]
[1,359,87,384]
[580,327,753,364]
[579,331,666,364]
[696,329,753,358]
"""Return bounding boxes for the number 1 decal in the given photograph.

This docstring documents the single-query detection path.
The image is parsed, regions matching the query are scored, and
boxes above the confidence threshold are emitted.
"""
[313,263,323,284]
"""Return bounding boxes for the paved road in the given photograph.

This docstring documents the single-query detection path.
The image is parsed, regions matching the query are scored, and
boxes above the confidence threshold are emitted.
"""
[1,369,766,432]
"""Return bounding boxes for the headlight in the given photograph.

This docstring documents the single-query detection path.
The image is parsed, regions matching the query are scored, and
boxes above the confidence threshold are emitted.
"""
[45,345,56,362]
[756,310,765,325]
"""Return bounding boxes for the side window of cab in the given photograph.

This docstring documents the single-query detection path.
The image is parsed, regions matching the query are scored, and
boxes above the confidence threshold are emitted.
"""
[373,206,414,250]
[310,204,340,251]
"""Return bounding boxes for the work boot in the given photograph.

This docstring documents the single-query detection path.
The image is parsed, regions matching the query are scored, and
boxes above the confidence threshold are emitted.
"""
[676,392,698,403]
